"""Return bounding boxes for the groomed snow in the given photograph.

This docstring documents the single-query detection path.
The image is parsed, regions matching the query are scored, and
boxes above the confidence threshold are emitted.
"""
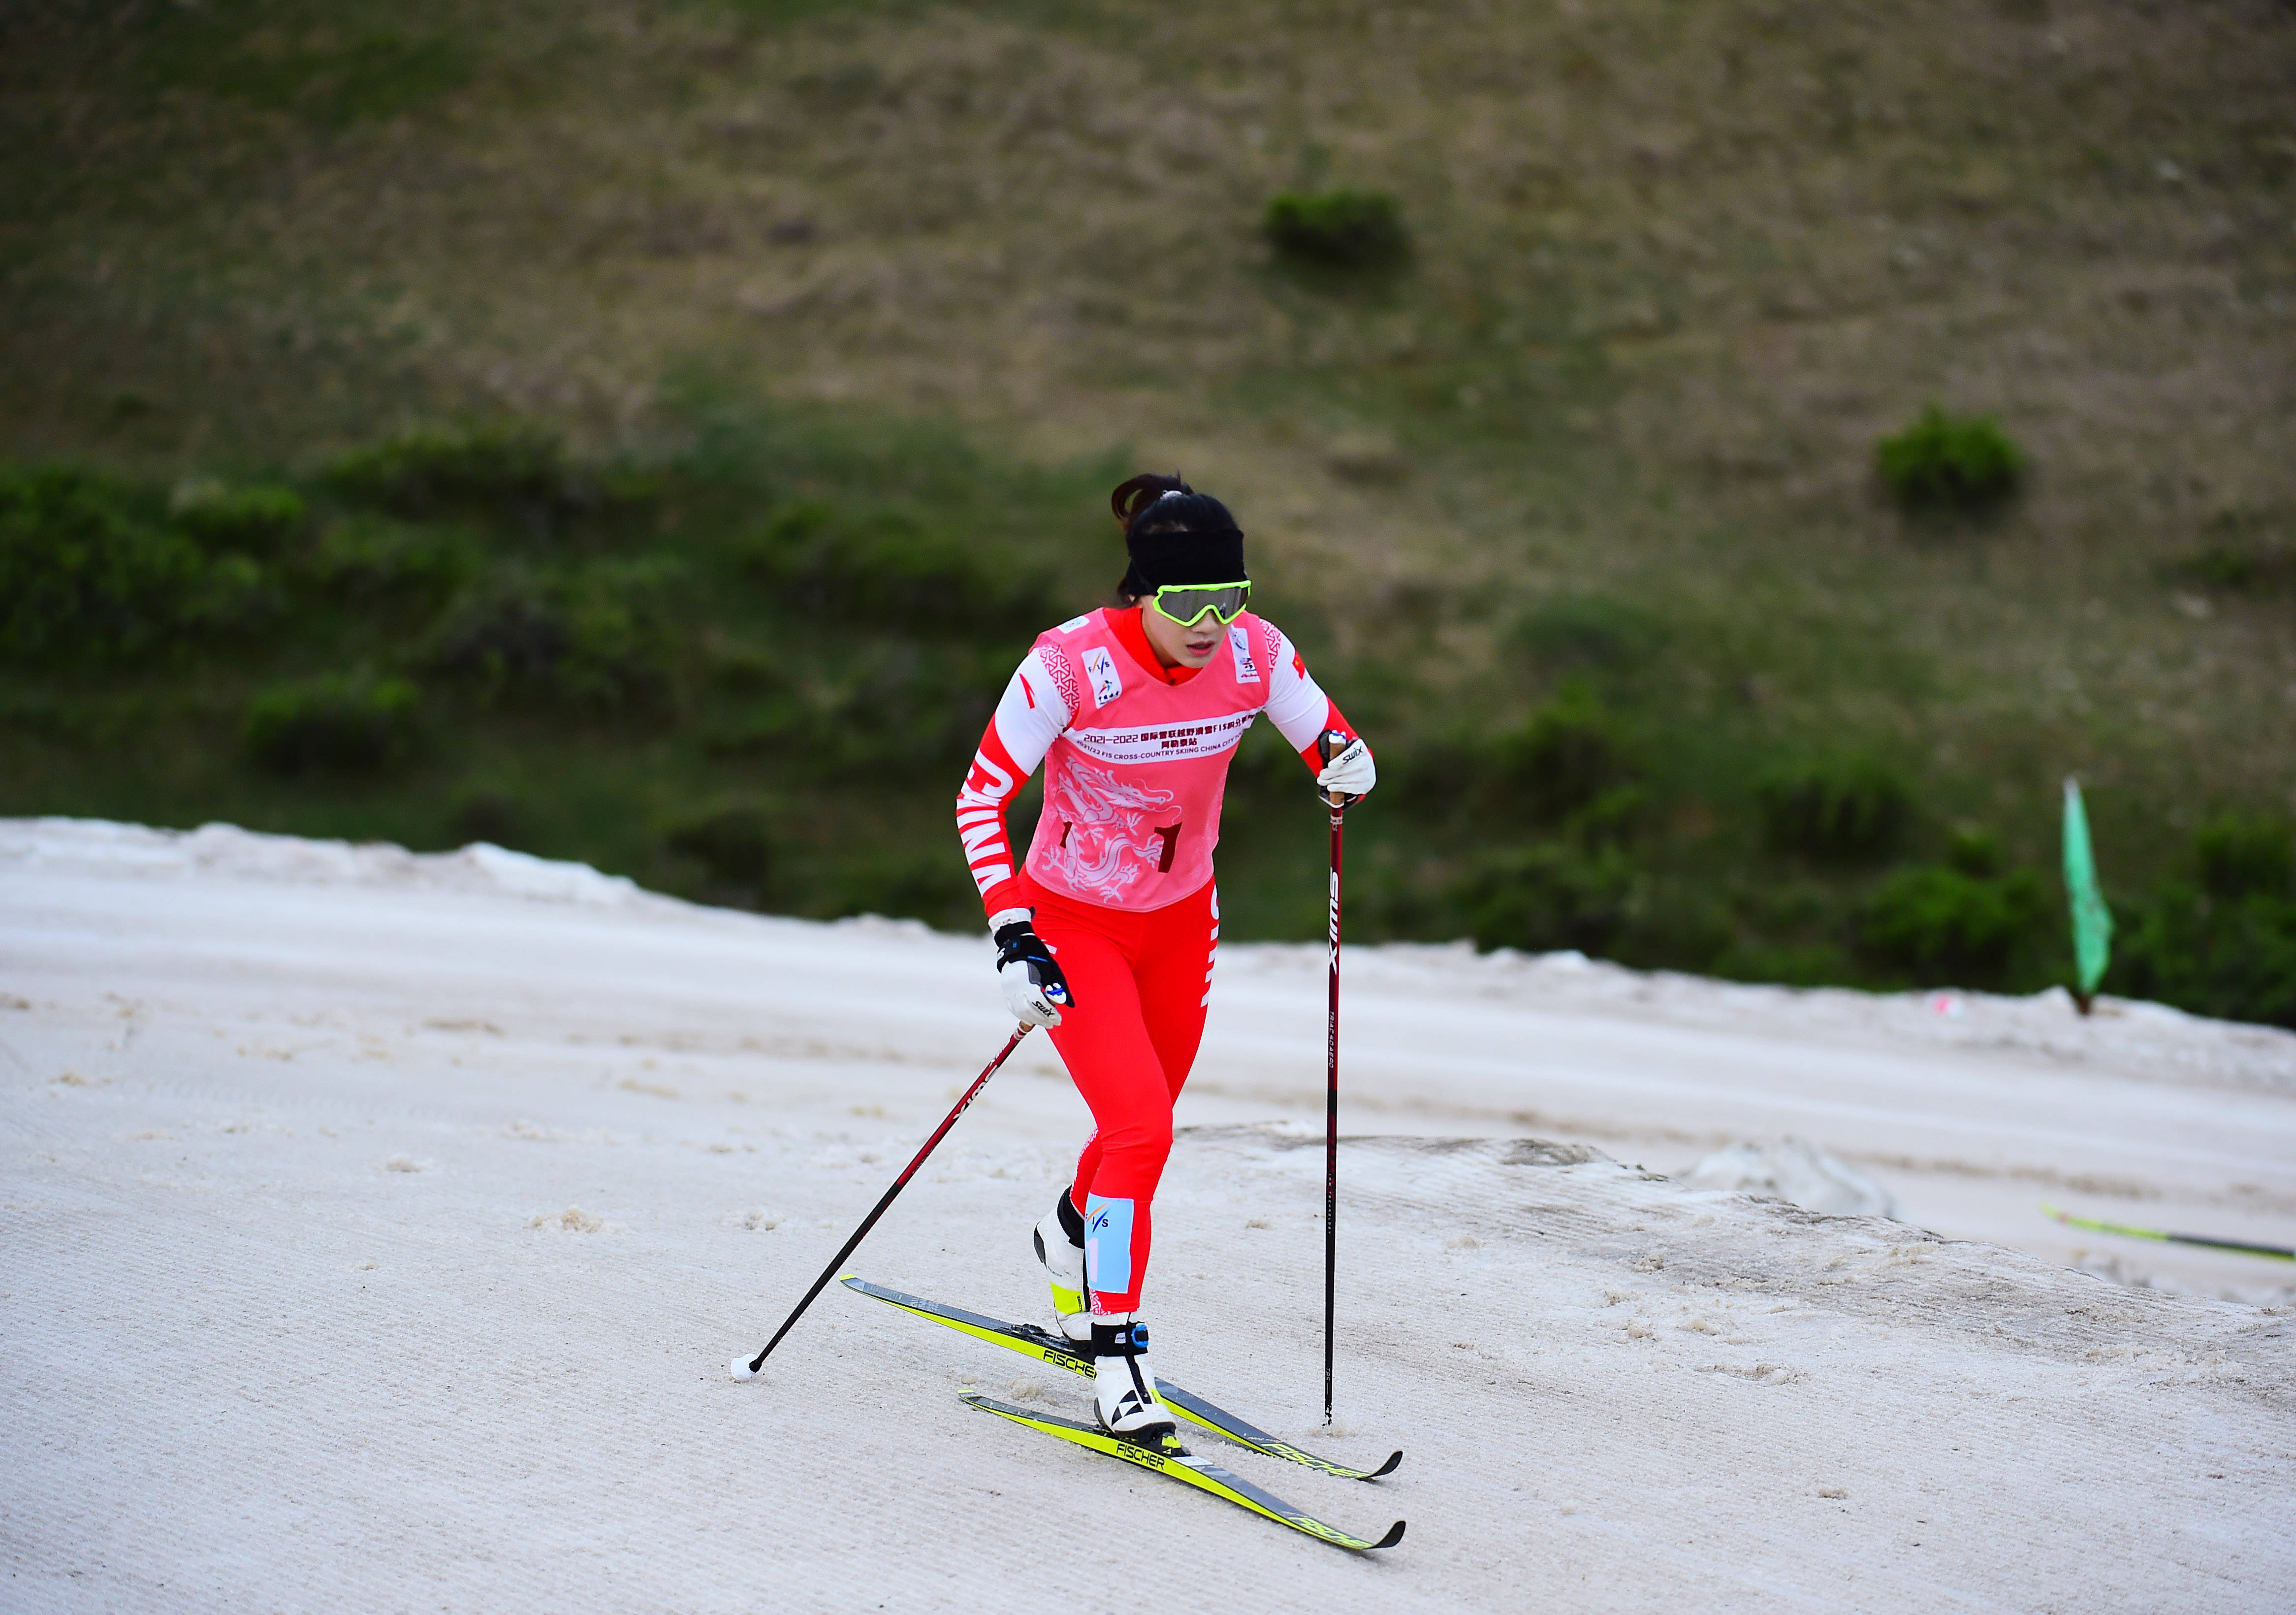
[3,817,2291,1612]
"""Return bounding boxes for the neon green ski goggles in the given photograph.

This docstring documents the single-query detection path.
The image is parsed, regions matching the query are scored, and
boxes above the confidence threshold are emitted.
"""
[1149,580,1252,627]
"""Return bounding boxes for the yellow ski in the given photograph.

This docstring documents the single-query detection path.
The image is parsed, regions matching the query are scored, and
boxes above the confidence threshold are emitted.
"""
[842,1275,1401,1480]
[2044,1201,2295,1260]
[960,1394,1404,1552]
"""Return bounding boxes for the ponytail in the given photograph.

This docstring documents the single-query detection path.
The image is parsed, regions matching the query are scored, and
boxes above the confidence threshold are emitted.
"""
[1110,472,1191,529]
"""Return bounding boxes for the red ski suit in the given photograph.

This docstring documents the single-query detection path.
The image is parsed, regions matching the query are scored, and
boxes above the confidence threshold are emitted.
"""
[956,604,1357,1312]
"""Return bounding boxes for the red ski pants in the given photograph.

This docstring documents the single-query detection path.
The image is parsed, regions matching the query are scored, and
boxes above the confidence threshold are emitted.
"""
[1031,876,1219,1314]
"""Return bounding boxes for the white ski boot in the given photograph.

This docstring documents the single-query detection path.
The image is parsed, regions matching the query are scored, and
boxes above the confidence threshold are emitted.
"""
[1032,1192,1093,1345]
[1090,1315,1176,1441]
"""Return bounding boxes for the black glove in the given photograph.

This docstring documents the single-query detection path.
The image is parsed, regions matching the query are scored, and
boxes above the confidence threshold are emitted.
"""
[990,908,1074,1028]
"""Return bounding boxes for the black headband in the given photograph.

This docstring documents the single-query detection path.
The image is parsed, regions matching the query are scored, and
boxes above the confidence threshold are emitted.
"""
[1125,523,1245,590]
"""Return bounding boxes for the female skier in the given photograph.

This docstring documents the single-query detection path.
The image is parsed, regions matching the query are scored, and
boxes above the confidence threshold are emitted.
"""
[953,473,1376,1439]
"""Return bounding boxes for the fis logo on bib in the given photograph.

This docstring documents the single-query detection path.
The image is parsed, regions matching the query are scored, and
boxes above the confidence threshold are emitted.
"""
[1082,645,1123,708]
[1229,624,1261,683]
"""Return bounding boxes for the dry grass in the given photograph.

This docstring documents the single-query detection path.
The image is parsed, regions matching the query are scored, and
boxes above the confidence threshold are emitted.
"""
[3,0,2294,868]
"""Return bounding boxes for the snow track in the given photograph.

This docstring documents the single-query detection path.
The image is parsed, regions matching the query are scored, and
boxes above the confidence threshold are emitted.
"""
[2,819,2291,1611]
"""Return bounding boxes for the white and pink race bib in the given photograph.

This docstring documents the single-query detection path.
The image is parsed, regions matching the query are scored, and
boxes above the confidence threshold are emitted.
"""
[956,608,1349,915]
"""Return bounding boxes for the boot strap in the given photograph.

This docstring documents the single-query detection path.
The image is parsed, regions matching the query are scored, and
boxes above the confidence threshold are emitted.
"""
[1090,1320,1150,1357]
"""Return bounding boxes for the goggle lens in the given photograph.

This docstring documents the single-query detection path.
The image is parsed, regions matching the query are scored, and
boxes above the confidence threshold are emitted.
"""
[1151,582,1251,627]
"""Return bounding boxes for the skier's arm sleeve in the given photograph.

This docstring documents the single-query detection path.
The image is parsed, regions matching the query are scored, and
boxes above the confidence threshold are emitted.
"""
[957,647,1073,914]
[1262,629,1362,770]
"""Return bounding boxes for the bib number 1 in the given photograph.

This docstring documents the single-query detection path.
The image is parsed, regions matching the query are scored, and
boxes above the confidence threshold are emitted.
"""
[1154,823,1183,873]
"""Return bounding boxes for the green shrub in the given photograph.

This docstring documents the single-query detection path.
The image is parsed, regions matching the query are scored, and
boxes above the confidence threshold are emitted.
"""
[308,514,480,605]
[2167,506,2293,594]
[700,633,787,693]
[0,466,209,663]
[1569,783,1652,847]
[1758,757,1910,864]
[140,18,474,129]
[447,789,522,847]
[425,567,567,686]
[1450,842,1638,955]
[321,426,646,541]
[828,846,984,929]
[2192,812,2292,899]
[187,551,282,634]
[1877,405,2023,516]
[325,424,561,510]
[1378,733,1479,821]
[243,674,422,774]
[1488,691,1638,827]
[1945,826,2003,877]
[2109,809,2296,1026]
[2115,885,2296,1029]
[698,699,811,758]
[743,499,1056,642]
[1709,941,1854,988]
[550,559,679,708]
[424,559,678,709]
[1509,594,1667,675]
[1263,189,1410,271]
[768,642,1006,781]
[2166,544,2291,594]
[170,482,307,556]
[666,801,778,903]
[1859,863,2049,988]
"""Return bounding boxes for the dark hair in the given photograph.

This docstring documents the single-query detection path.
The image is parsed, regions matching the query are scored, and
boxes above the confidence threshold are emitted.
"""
[1118,488,1245,600]
[1110,472,1190,527]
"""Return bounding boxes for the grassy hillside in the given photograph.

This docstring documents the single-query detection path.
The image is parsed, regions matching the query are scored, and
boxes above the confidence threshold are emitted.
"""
[3,1,2294,1020]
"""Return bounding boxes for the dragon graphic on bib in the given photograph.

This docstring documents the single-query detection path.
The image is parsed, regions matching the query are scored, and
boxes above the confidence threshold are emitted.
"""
[1042,758,1181,903]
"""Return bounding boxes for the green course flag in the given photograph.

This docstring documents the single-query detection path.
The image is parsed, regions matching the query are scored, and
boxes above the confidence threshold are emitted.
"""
[2061,777,2113,1000]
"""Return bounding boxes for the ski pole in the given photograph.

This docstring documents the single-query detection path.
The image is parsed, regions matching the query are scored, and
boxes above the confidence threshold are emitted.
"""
[1318,731,1350,1426]
[732,1023,1033,1380]
[2044,1201,2296,1261]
